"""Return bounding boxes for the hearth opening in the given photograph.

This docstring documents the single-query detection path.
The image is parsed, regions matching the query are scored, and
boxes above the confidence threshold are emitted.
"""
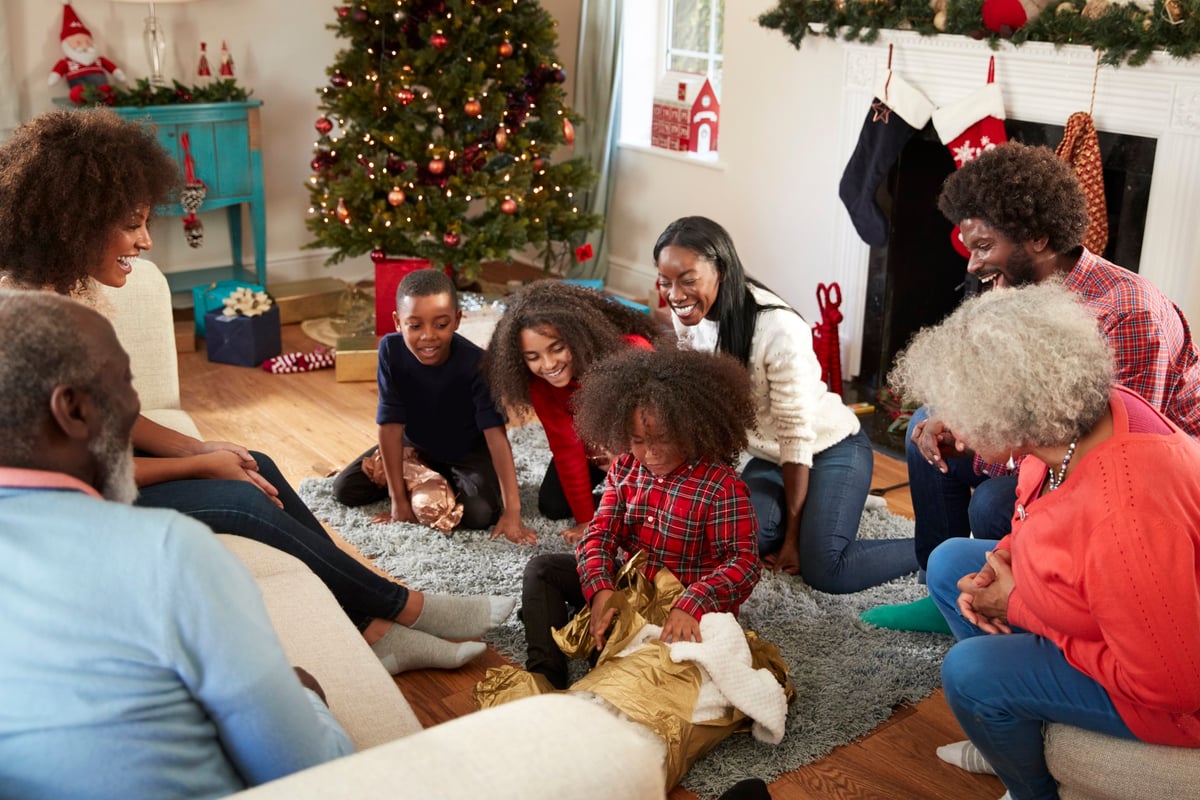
[848,120,1157,456]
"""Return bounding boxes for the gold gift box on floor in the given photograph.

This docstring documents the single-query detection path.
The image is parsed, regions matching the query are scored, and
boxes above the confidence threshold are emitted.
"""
[336,334,379,383]
[268,278,347,324]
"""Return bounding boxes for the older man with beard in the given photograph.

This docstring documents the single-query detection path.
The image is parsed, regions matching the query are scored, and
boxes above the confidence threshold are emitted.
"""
[863,141,1200,636]
[0,291,352,799]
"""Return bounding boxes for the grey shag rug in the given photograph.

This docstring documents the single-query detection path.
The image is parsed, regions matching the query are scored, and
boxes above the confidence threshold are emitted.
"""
[298,424,951,799]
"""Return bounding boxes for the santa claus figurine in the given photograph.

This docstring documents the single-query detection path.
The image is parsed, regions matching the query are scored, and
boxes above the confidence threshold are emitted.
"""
[48,2,127,103]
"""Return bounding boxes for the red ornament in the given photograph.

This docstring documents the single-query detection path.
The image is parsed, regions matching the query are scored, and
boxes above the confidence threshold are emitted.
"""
[315,116,333,135]
[464,98,482,116]
[431,33,449,51]
[498,41,514,58]
[352,8,369,22]
[562,117,575,145]
[388,187,406,206]
[500,198,517,215]
[494,129,508,150]
[396,88,415,105]
[443,231,460,247]
[330,72,348,88]
[337,6,350,17]
[428,158,445,175]
[575,243,594,263]
[532,158,545,171]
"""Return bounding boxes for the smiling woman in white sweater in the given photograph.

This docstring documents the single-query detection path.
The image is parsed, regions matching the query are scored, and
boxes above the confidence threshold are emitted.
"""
[653,216,917,593]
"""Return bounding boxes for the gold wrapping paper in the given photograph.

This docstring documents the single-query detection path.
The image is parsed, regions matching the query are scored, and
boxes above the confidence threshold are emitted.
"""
[474,553,793,788]
[361,447,463,533]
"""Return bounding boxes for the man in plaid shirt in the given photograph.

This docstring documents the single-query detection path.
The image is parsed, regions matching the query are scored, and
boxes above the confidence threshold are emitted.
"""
[863,142,1200,634]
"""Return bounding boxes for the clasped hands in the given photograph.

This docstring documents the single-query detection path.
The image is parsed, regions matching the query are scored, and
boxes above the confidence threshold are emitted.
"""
[588,589,701,652]
[193,440,282,507]
[911,417,972,473]
[956,548,1015,634]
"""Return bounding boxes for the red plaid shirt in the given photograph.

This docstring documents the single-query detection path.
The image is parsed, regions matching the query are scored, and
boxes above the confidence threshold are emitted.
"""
[577,454,760,620]
[975,248,1200,477]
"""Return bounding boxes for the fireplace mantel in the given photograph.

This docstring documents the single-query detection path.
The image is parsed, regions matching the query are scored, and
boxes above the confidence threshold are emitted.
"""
[833,31,1200,376]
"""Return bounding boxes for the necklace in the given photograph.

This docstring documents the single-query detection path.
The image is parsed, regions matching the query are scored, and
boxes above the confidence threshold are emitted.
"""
[1045,440,1078,491]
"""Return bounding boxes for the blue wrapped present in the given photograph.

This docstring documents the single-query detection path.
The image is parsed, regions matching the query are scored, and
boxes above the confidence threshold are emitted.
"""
[204,306,282,367]
[193,279,266,337]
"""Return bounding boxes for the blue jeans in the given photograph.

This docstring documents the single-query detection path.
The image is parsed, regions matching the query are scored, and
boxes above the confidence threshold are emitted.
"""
[137,451,409,628]
[743,428,918,594]
[907,405,1018,570]
[929,538,1136,800]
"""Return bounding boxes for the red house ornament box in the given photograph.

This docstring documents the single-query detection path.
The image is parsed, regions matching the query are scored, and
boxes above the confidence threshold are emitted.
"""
[651,72,720,155]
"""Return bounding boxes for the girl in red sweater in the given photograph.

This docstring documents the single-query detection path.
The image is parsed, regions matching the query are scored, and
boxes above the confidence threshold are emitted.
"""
[485,281,669,542]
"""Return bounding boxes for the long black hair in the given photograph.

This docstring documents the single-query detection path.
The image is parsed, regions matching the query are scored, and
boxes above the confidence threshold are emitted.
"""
[652,216,795,366]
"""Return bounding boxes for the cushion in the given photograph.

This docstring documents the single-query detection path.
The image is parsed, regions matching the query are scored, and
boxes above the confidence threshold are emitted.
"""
[1046,723,1200,800]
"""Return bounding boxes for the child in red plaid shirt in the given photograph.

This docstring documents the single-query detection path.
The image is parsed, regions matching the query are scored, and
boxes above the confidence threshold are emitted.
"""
[521,348,761,688]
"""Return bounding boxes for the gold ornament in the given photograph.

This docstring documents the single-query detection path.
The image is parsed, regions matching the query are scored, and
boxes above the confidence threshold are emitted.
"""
[494,129,508,150]
[933,9,947,29]
[1055,1,1077,13]
[335,198,350,223]
[388,187,406,206]
[1164,0,1185,24]
[562,117,575,145]
[1081,0,1109,19]
[464,98,482,116]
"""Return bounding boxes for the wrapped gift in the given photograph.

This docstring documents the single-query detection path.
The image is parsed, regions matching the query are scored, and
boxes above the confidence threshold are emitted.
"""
[205,306,282,367]
[268,277,347,324]
[192,279,265,337]
[372,252,456,336]
[335,333,379,383]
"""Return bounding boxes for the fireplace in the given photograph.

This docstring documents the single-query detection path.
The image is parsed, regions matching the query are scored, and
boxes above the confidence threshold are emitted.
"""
[830,32,1200,398]
[855,120,1157,414]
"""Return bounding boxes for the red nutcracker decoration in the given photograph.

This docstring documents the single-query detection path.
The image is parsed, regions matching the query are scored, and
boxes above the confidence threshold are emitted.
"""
[48,2,127,104]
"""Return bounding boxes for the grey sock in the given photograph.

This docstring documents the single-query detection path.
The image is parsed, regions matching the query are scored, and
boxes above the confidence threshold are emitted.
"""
[412,594,516,640]
[936,739,996,775]
[369,624,486,675]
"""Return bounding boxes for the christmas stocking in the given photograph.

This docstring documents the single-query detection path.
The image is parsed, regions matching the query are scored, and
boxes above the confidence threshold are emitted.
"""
[932,56,1008,256]
[839,69,934,247]
[1055,111,1108,254]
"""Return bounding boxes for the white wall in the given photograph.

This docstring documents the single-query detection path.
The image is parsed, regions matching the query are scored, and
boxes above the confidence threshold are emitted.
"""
[604,1,847,324]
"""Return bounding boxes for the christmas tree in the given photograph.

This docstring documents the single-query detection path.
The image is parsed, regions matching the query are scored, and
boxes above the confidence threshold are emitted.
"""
[305,0,602,278]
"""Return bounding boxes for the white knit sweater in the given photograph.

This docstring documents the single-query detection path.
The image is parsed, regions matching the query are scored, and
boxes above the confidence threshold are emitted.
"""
[673,284,860,467]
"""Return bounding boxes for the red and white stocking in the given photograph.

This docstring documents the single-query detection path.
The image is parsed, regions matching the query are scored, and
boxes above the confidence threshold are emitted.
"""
[933,56,1008,255]
[261,347,336,374]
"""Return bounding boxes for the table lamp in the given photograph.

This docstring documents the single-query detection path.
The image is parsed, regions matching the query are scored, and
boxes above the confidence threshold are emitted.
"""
[111,0,199,86]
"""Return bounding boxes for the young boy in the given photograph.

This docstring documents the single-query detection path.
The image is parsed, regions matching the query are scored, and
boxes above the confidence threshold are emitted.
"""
[334,269,536,544]
[521,348,761,689]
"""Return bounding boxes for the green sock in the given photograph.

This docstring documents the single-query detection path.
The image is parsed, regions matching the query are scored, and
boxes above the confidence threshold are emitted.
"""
[860,595,952,634]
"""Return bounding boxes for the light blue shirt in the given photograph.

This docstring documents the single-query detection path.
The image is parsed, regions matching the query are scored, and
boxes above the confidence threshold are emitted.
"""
[0,472,353,799]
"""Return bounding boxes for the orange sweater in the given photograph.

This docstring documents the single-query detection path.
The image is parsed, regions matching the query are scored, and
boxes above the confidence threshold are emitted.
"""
[999,386,1200,746]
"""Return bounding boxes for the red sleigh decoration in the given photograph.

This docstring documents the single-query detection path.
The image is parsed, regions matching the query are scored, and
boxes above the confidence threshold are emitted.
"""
[812,282,843,396]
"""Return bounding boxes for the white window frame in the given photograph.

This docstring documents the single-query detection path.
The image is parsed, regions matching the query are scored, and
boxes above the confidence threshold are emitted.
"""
[618,0,725,167]
[664,0,723,98]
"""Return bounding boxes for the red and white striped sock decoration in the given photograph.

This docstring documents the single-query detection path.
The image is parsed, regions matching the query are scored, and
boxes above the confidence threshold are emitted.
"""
[261,347,336,373]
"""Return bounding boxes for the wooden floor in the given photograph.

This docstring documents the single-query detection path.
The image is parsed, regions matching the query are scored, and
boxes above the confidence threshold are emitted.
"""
[175,270,1003,800]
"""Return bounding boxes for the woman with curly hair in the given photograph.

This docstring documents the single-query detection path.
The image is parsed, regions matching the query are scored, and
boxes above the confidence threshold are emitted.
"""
[485,279,669,542]
[867,141,1200,634]
[654,215,917,593]
[903,283,1200,799]
[521,348,761,689]
[0,109,509,675]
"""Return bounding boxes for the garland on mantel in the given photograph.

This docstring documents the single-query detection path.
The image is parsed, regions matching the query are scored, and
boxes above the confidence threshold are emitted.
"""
[759,0,1200,66]
[74,79,252,108]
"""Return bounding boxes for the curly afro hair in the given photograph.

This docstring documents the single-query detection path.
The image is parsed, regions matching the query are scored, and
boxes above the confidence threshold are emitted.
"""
[484,280,672,409]
[572,348,755,467]
[937,142,1089,254]
[0,109,180,294]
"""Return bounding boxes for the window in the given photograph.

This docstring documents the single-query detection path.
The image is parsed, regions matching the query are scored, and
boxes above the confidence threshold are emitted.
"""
[619,1,725,153]
[665,0,723,97]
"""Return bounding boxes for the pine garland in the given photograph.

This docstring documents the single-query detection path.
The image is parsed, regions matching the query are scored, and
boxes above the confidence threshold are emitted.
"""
[760,0,1200,66]
[74,79,252,107]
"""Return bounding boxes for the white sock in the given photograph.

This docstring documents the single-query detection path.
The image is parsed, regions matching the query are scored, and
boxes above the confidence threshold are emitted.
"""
[936,739,996,775]
[369,624,486,675]
[412,594,516,639]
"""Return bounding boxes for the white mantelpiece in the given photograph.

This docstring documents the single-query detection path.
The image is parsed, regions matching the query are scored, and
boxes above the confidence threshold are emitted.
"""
[834,31,1200,376]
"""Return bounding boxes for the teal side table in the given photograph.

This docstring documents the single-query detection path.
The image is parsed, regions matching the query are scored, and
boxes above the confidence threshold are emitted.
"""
[60,100,268,293]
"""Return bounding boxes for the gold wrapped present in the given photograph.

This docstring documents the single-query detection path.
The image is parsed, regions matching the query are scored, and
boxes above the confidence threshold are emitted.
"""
[475,554,792,789]
[360,447,463,533]
[335,333,379,383]
[267,277,347,324]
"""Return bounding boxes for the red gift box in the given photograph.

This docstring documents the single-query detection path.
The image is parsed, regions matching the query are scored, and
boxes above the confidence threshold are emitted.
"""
[372,253,454,335]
